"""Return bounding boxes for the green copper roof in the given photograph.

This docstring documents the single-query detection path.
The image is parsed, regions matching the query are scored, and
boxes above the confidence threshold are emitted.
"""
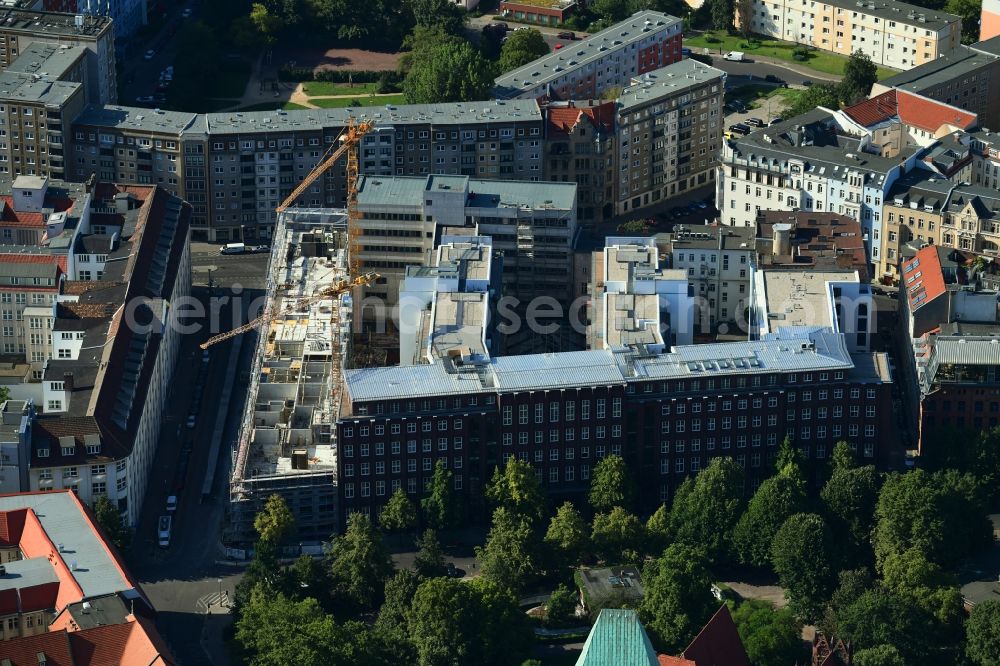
[575,609,659,666]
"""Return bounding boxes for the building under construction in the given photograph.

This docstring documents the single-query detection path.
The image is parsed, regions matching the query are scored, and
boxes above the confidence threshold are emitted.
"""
[227,209,355,545]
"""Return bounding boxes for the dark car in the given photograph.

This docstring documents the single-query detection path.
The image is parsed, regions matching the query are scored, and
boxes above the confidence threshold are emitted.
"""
[764,74,788,87]
[252,244,271,254]
[745,117,764,128]
[729,123,751,135]
[802,79,813,87]
[681,47,692,56]
[495,21,509,30]
[557,31,575,40]
[731,100,748,113]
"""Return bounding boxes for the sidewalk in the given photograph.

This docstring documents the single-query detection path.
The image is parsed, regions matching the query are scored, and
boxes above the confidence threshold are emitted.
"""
[703,46,843,82]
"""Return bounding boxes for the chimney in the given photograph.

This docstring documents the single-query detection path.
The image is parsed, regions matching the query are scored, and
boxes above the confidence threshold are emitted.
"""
[114,192,131,214]
[63,372,73,391]
[772,223,793,257]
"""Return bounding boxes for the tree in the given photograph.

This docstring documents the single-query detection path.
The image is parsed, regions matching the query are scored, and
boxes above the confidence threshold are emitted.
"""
[821,463,879,566]
[413,529,447,579]
[254,494,295,547]
[408,0,465,34]
[830,441,855,473]
[590,0,630,21]
[947,0,986,42]
[733,470,807,567]
[0,386,9,403]
[402,40,495,104]
[787,83,840,117]
[966,600,1000,665]
[616,219,652,235]
[770,513,835,622]
[735,0,753,39]
[376,570,419,635]
[327,512,394,611]
[835,590,933,663]
[470,578,534,664]
[421,459,459,530]
[285,554,329,603]
[733,600,804,666]
[545,501,590,567]
[92,495,131,550]
[477,507,540,595]
[591,506,644,565]
[669,457,745,564]
[853,645,906,666]
[709,0,734,31]
[497,28,550,73]
[235,585,349,666]
[546,584,578,627]
[487,457,547,527]
[645,504,671,556]
[249,2,284,45]
[588,454,635,512]
[840,50,878,104]
[640,543,717,653]
[776,435,800,473]
[408,578,481,666]
[379,487,417,534]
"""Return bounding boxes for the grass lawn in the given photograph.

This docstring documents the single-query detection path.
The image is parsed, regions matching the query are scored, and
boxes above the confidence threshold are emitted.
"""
[214,60,252,98]
[301,81,378,96]
[309,93,406,108]
[726,84,803,116]
[686,30,897,80]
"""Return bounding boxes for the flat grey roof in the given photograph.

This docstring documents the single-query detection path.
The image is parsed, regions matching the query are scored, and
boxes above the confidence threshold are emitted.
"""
[6,42,85,80]
[0,70,80,105]
[0,555,58,591]
[617,60,725,111]
[880,44,997,93]
[494,11,682,98]
[357,174,576,211]
[74,105,204,134]
[0,492,134,599]
[0,8,112,38]
[659,224,756,251]
[820,0,958,30]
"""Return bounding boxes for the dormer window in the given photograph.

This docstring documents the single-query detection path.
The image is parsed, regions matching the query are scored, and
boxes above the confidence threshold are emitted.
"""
[61,445,74,456]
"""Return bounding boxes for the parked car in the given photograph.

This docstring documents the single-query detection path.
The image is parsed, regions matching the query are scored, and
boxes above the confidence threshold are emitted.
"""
[745,117,764,128]
[158,515,172,548]
[252,244,271,254]
[202,349,211,363]
[723,51,745,62]
[495,22,509,30]
[446,563,459,578]
[764,74,787,87]
[802,79,813,87]
[554,43,563,50]
[220,242,246,255]
[731,100,748,113]
[135,95,155,104]
[728,124,751,135]
[166,495,178,512]
[186,414,196,429]
[144,49,155,60]
[181,7,192,17]
[557,31,575,40]
[681,47,692,56]
[768,117,784,126]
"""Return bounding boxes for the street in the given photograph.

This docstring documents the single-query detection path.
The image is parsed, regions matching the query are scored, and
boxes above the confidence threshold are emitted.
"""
[120,2,199,104]
[126,246,270,666]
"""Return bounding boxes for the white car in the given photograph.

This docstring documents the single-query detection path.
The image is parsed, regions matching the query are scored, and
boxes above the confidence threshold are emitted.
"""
[166,495,178,512]
[181,8,192,17]
[144,49,155,60]
[186,414,196,429]
[723,51,746,62]
[135,95,155,104]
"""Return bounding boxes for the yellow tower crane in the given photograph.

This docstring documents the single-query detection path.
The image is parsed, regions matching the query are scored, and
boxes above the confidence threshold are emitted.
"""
[199,117,376,350]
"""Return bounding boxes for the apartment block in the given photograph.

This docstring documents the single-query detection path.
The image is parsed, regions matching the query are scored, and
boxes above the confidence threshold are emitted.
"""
[717,110,922,274]
[499,0,576,25]
[873,37,1000,130]
[0,8,115,106]
[354,174,578,313]
[493,11,683,100]
[655,224,756,334]
[739,0,960,69]
[26,184,190,527]
[756,210,871,279]
[615,60,725,216]
[42,0,145,41]
[543,100,616,225]
[70,101,544,243]
[337,326,894,522]
[588,236,693,351]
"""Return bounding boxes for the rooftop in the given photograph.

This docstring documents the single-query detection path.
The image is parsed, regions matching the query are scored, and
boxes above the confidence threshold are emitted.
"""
[755,211,870,280]
[759,270,856,330]
[0,8,112,37]
[494,11,682,98]
[812,0,958,30]
[576,608,658,666]
[617,60,725,111]
[357,174,577,212]
[5,42,86,80]
[657,224,756,251]
[902,244,946,311]
[0,614,174,666]
[843,89,977,133]
[879,43,998,94]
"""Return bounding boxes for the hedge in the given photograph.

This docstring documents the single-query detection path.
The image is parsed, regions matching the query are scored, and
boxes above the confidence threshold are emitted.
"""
[278,67,403,84]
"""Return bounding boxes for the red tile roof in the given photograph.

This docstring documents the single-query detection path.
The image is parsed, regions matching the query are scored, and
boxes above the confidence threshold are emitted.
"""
[659,657,696,666]
[0,253,62,266]
[678,605,752,666]
[902,244,946,311]
[0,615,175,665]
[843,89,977,134]
[0,587,17,615]
[0,507,28,547]
[546,102,615,137]
[18,581,60,613]
[0,195,73,229]
[0,629,74,665]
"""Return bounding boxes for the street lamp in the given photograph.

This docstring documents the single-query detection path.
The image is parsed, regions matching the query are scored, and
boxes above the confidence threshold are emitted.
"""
[218,578,223,606]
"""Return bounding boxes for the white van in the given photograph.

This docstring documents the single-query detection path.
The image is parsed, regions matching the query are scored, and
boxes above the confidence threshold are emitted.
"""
[158,515,172,548]
[220,242,246,255]
[723,51,746,62]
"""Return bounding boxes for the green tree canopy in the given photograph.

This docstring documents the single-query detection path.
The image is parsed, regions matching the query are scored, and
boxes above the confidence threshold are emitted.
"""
[820,463,879,566]
[487,457,547,526]
[669,457,745,563]
[469,577,534,663]
[787,83,841,116]
[770,513,835,622]
[376,570,420,637]
[407,0,465,34]
[840,50,879,104]
[408,577,482,666]
[236,585,345,666]
[413,528,447,579]
[645,504,671,556]
[497,28,550,73]
[379,487,417,534]
[640,543,717,653]
[92,495,131,550]
[254,493,295,546]
[545,501,590,567]
[421,459,460,530]
[835,590,935,664]
[966,600,1000,665]
[402,39,495,104]
[733,469,807,567]
[732,600,804,666]
[588,454,635,512]
[853,645,906,666]
[546,584,579,628]
[477,506,541,595]
[591,506,644,565]
[327,512,394,611]
[709,0,734,30]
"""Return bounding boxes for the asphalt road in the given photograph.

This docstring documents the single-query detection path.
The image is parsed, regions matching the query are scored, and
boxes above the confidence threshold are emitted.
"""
[708,57,839,86]
[125,249,271,665]
[121,2,199,104]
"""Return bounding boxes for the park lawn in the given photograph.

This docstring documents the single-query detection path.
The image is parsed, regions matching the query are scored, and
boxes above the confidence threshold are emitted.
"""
[686,30,897,80]
[309,93,406,108]
[284,102,310,110]
[301,81,378,96]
